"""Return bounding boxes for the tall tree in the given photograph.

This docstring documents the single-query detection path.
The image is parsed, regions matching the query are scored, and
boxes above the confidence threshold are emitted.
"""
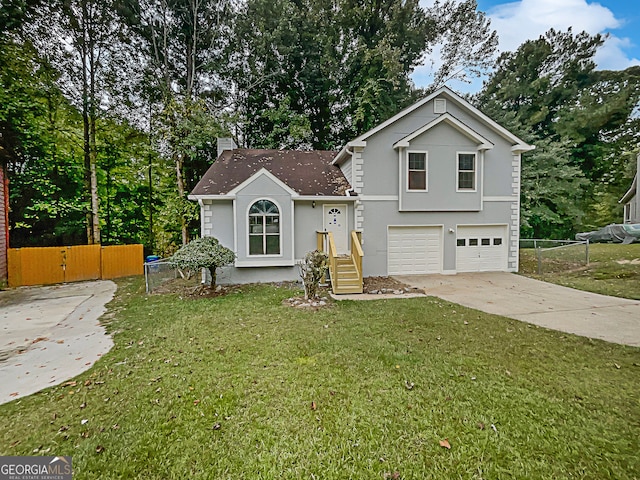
[125,0,230,246]
[477,29,640,237]
[229,0,498,150]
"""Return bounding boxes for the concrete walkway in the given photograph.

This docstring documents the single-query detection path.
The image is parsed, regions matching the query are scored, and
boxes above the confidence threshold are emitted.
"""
[0,280,116,404]
[395,272,640,347]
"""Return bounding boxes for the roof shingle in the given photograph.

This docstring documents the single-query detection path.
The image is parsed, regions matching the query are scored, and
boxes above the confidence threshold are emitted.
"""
[190,149,352,197]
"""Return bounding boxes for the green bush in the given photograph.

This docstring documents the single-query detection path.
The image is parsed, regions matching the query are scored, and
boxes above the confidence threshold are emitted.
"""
[171,237,235,288]
[298,250,328,299]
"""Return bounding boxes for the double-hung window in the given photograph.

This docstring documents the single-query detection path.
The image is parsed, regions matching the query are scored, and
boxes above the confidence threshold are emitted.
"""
[408,152,427,190]
[457,153,476,191]
[249,199,280,255]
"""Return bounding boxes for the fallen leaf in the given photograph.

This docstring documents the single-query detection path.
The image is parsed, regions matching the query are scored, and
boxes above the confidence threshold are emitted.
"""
[56,340,64,344]
[491,424,498,433]
[311,401,317,411]
[112,424,120,430]
[95,445,105,454]
[81,419,88,425]
[193,399,200,406]
[614,363,621,369]
[439,439,451,449]
[477,422,485,430]
[80,402,86,409]
[404,381,415,390]
[9,392,18,397]
[32,337,48,344]
[63,381,77,387]
[212,423,221,430]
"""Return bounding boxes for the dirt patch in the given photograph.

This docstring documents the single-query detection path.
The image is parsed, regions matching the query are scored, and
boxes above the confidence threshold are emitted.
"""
[151,278,244,299]
[363,276,425,295]
[152,276,423,300]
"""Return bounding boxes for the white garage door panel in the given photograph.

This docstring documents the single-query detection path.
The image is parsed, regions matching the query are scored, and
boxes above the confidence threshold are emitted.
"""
[456,225,508,272]
[388,227,442,275]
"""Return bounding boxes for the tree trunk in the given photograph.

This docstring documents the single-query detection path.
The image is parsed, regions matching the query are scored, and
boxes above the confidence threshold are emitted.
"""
[176,153,188,245]
[208,266,216,289]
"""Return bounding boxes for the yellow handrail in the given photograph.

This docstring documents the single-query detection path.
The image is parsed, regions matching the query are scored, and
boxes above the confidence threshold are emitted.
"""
[350,231,364,286]
[327,232,338,291]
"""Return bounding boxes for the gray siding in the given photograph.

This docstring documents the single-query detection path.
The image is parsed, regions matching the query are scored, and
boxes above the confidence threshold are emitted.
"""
[340,157,353,187]
[200,197,355,284]
[361,201,515,276]
[358,92,521,275]
[399,122,481,211]
[234,174,295,266]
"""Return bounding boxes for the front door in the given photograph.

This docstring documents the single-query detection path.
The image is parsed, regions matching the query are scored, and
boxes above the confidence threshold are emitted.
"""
[324,204,348,254]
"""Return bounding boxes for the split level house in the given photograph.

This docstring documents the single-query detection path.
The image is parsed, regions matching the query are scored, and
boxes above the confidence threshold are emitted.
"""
[189,87,534,293]
[620,152,639,224]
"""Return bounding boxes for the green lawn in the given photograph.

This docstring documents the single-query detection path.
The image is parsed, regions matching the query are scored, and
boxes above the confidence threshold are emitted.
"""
[1,278,639,479]
[519,243,640,300]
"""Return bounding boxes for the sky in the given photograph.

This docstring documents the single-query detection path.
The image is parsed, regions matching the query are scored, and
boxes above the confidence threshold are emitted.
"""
[411,0,640,93]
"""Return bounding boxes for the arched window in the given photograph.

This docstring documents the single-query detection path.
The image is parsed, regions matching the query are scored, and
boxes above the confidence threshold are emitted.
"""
[249,199,280,255]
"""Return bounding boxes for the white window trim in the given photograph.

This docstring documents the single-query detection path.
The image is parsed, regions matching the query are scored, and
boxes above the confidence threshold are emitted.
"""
[456,151,477,192]
[246,197,284,258]
[406,150,428,192]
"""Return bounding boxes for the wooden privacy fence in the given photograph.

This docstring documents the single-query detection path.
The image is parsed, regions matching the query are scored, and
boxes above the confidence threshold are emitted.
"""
[8,244,143,287]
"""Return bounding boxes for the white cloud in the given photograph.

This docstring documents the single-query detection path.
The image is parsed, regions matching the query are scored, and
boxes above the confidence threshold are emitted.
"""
[412,0,638,91]
[488,0,619,52]
[594,35,640,70]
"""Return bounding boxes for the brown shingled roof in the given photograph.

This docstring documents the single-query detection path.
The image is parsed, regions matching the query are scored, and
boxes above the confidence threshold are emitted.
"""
[190,149,352,197]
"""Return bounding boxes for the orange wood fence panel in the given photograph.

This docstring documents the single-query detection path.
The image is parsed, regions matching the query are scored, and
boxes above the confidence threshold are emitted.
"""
[101,244,143,279]
[7,244,143,287]
[8,247,65,287]
[64,245,101,282]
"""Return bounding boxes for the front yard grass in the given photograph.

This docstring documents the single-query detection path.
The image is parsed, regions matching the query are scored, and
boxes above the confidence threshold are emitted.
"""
[1,278,639,479]
[520,243,640,300]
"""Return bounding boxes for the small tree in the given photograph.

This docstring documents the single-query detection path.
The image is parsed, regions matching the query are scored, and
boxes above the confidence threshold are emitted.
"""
[298,250,328,300]
[171,237,236,289]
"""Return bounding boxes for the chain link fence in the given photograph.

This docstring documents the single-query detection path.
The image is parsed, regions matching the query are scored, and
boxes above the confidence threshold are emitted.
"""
[144,259,179,293]
[520,239,590,275]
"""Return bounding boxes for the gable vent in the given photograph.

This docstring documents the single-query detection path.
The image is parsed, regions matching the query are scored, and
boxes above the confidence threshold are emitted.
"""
[434,98,446,114]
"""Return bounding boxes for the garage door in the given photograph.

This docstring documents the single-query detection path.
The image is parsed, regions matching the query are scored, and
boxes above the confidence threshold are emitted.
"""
[388,226,442,275]
[456,225,508,272]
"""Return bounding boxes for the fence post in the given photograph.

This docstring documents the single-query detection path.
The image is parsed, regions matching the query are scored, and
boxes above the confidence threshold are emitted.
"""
[536,246,542,275]
[585,240,589,266]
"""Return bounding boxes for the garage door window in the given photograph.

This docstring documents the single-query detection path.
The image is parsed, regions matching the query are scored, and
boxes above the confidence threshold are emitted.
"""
[469,238,478,246]
[457,239,465,246]
[493,238,502,246]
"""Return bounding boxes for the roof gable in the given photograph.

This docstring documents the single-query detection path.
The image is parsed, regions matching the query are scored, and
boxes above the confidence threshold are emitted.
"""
[190,149,351,197]
[392,113,494,150]
[334,86,533,164]
[228,168,298,197]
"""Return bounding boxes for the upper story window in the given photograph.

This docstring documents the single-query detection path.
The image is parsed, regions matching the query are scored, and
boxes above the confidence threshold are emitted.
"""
[408,151,427,191]
[249,199,280,255]
[457,153,476,191]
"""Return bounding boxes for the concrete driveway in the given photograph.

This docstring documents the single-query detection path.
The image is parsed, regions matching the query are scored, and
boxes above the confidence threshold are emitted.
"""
[395,272,640,347]
[0,280,116,405]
